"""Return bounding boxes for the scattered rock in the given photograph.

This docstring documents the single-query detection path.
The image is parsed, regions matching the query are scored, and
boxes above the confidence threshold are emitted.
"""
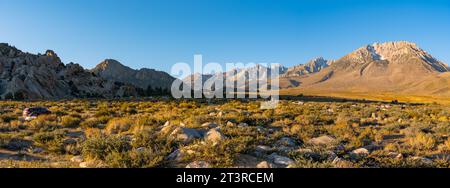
[276,137,297,147]
[237,123,249,127]
[277,146,296,153]
[167,149,184,162]
[324,151,337,161]
[204,128,226,145]
[71,156,84,163]
[79,162,90,168]
[28,147,44,154]
[186,161,211,168]
[163,121,171,127]
[170,127,202,144]
[201,122,219,129]
[307,135,336,146]
[233,154,260,168]
[256,126,264,132]
[63,138,77,145]
[411,156,433,165]
[350,148,370,158]
[226,121,235,127]
[66,131,85,138]
[387,152,403,159]
[255,145,273,153]
[268,153,295,166]
[256,161,274,168]
[363,144,382,151]
[136,147,146,152]
[332,157,355,168]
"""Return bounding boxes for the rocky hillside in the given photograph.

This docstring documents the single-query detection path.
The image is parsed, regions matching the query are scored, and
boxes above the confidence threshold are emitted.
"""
[92,59,175,90]
[280,41,450,97]
[0,43,139,99]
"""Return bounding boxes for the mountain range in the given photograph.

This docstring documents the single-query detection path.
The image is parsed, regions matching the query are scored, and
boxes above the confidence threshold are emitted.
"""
[0,41,449,102]
[279,41,450,99]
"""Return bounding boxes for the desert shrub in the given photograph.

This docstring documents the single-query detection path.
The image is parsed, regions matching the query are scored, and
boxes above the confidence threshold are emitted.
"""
[80,118,102,128]
[295,114,334,126]
[0,134,12,148]
[105,118,135,135]
[407,132,436,150]
[104,147,166,168]
[95,108,115,117]
[60,116,81,128]
[287,124,321,141]
[33,131,66,153]
[84,128,103,138]
[438,138,450,152]
[349,128,376,148]
[328,121,356,140]
[185,136,254,167]
[82,135,131,160]
[0,113,17,123]
[28,115,58,131]
[120,103,138,115]
[33,131,64,145]
[291,157,334,168]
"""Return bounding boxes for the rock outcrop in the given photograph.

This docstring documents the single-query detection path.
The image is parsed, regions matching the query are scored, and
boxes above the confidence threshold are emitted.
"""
[0,43,153,99]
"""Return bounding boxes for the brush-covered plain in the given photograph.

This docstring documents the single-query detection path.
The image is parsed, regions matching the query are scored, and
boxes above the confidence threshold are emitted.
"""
[0,99,449,168]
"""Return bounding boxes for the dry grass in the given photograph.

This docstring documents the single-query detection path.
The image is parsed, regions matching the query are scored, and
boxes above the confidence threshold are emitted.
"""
[0,98,449,168]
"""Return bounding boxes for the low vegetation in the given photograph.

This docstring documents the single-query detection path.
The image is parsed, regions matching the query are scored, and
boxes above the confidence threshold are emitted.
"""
[0,98,449,168]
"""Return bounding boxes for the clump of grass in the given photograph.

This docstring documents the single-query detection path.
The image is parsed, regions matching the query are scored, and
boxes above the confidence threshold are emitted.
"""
[406,132,436,150]
[60,115,81,128]
[82,134,131,161]
[105,118,135,135]
[28,114,58,131]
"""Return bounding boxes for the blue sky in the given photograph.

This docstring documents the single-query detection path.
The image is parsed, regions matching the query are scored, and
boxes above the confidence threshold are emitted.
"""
[1,0,449,73]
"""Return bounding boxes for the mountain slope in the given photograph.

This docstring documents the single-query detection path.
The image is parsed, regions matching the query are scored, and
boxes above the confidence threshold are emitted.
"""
[281,41,450,98]
[92,59,175,90]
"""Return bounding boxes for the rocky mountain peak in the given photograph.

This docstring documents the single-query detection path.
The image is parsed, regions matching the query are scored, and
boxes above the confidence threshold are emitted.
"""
[95,59,127,70]
[343,41,448,72]
[281,57,329,77]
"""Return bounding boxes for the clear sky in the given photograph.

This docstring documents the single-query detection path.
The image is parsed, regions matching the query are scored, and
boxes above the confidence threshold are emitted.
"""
[1,0,449,73]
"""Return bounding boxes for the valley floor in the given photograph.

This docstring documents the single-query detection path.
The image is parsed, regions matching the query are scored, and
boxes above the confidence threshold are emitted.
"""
[0,98,450,168]
[281,89,450,105]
